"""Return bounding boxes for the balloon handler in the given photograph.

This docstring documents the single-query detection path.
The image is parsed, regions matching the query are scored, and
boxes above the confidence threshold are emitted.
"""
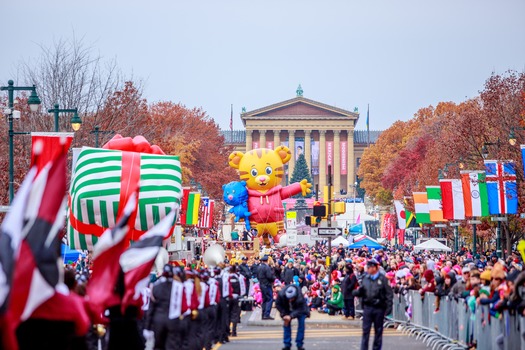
[275,284,310,350]
[228,146,312,247]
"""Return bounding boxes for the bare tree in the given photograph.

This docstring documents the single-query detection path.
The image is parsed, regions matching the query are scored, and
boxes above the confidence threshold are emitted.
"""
[16,35,133,133]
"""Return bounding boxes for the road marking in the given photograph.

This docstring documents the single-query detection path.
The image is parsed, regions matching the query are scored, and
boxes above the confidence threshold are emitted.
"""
[212,343,222,350]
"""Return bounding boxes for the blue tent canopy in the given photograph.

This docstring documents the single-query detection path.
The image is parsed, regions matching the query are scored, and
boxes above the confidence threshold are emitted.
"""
[348,237,383,250]
[61,244,84,264]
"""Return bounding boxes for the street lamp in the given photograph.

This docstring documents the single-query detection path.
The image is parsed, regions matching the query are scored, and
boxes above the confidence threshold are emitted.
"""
[1,80,41,203]
[90,126,114,148]
[47,103,81,132]
[509,127,525,146]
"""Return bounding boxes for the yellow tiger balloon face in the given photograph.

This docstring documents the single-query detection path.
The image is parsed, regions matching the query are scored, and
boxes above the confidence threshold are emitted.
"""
[228,146,292,191]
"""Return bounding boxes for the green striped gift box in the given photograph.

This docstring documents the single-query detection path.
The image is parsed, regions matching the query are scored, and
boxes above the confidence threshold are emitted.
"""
[68,147,182,251]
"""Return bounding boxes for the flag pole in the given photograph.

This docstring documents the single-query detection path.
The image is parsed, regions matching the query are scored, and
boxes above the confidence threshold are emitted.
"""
[367,104,370,146]
[230,104,233,143]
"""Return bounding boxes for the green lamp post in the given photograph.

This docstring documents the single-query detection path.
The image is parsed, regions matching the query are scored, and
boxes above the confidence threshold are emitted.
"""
[47,103,81,132]
[1,80,41,203]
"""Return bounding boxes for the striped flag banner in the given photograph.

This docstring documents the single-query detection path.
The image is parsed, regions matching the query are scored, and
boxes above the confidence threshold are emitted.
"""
[461,170,489,217]
[198,198,214,228]
[484,160,518,215]
[68,147,182,251]
[186,192,201,225]
[439,179,465,220]
[426,186,446,222]
[413,192,431,224]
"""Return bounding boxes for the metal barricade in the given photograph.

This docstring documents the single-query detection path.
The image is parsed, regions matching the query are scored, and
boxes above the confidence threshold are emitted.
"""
[474,305,491,350]
[503,310,522,350]
[521,316,525,350]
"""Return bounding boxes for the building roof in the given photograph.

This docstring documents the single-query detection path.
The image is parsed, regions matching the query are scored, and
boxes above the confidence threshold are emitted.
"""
[241,96,359,126]
[221,129,383,145]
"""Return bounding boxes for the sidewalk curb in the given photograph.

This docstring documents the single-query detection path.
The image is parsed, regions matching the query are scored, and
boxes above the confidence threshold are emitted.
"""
[246,308,363,327]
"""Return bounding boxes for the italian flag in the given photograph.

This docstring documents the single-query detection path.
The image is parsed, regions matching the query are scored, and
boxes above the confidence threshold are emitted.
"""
[185,192,201,225]
[439,179,465,220]
[413,192,431,224]
[426,186,446,222]
[461,171,489,217]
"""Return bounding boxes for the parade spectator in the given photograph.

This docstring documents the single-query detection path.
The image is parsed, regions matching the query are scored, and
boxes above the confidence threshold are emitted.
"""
[342,264,358,320]
[324,284,344,315]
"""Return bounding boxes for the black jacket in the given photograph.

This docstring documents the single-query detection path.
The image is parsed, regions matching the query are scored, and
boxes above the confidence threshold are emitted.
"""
[257,263,275,287]
[342,273,358,299]
[353,273,393,315]
[145,277,172,330]
[282,266,299,285]
[275,285,311,319]
[239,263,252,281]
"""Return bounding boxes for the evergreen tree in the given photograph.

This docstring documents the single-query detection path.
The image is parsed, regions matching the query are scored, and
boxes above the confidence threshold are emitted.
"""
[290,153,313,198]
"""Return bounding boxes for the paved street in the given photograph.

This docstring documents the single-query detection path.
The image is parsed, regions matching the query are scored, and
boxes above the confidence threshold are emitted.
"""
[217,324,429,349]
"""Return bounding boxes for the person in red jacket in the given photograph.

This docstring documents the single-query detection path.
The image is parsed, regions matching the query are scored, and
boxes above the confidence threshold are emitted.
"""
[419,269,436,299]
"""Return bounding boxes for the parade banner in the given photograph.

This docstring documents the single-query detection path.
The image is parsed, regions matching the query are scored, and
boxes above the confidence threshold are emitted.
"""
[311,141,320,175]
[340,141,347,175]
[295,140,304,161]
[68,146,182,250]
[31,132,73,172]
[326,141,333,173]
[252,141,259,149]
[266,141,274,149]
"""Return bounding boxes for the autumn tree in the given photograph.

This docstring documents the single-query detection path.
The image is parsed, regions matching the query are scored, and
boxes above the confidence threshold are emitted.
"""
[148,101,237,199]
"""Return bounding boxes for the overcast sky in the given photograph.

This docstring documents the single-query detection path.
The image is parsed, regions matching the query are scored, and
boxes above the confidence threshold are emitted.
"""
[1,0,524,131]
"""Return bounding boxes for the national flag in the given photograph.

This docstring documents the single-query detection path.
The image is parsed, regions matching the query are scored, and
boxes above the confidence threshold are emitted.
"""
[87,193,138,315]
[461,171,489,217]
[120,207,176,312]
[439,179,465,220]
[179,187,191,225]
[198,197,214,228]
[394,200,406,229]
[405,210,420,228]
[484,160,518,215]
[413,192,431,224]
[186,192,201,225]
[426,186,446,222]
[521,145,525,175]
[1,138,70,349]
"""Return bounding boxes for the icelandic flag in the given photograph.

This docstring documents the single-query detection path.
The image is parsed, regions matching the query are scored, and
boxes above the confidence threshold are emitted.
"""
[484,160,518,215]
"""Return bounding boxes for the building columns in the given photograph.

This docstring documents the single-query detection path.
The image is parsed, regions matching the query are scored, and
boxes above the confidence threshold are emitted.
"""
[288,130,295,182]
[347,129,355,190]
[259,129,266,148]
[246,129,253,152]
[304,130,311,172]
[333,130,341,195]
[273,130,280,148]
[319,130,326,191]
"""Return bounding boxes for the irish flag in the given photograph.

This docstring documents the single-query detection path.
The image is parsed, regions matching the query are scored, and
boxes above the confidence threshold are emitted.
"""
[461,171,489,217]
[439,179,465,220]
[426,186,446,222]
[413,192,431,224]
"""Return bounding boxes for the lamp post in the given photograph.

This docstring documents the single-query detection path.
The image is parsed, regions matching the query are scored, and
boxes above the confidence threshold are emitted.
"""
[47,103,81,132]
[90,126,114,148]
[1,80,41,203]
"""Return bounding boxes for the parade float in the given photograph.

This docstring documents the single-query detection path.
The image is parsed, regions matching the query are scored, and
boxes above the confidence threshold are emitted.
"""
[226,145,312,247]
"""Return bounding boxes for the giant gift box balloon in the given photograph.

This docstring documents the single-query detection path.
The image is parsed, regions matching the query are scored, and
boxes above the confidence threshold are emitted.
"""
[68,134,182,251]
[228,146,312,247]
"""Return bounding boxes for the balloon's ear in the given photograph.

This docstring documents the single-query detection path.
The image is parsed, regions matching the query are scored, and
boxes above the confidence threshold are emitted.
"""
[241,180,247,187]
[222,184,226,191]
[275,145,291,164]
[228,151,244,169]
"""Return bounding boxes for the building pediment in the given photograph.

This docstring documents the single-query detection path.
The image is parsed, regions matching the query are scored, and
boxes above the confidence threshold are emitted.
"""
[241,97,359,126]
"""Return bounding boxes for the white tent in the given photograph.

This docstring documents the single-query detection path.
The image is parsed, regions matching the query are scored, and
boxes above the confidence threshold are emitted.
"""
[331,235,350,247]
[413,238,451,252]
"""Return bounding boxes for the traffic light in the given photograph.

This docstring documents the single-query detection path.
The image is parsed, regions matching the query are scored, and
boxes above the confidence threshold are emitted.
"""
[313,201,326,217]
[305,216,312,226]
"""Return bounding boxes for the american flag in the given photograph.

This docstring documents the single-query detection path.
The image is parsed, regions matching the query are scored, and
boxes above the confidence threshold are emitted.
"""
[198,198,214,228]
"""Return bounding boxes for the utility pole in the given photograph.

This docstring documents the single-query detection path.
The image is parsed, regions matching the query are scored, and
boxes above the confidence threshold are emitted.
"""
[327,164,332,286]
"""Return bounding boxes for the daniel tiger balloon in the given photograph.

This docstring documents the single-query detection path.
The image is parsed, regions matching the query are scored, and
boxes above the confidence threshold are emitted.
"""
[228,146,312,246]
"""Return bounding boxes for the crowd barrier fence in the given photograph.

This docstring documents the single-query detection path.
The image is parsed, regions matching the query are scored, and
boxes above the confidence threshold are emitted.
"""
[384,290,525,350]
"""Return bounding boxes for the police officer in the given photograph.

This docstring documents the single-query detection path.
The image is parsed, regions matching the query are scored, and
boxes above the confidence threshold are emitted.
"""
[353,258,393,350]
[257,255,275,320]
